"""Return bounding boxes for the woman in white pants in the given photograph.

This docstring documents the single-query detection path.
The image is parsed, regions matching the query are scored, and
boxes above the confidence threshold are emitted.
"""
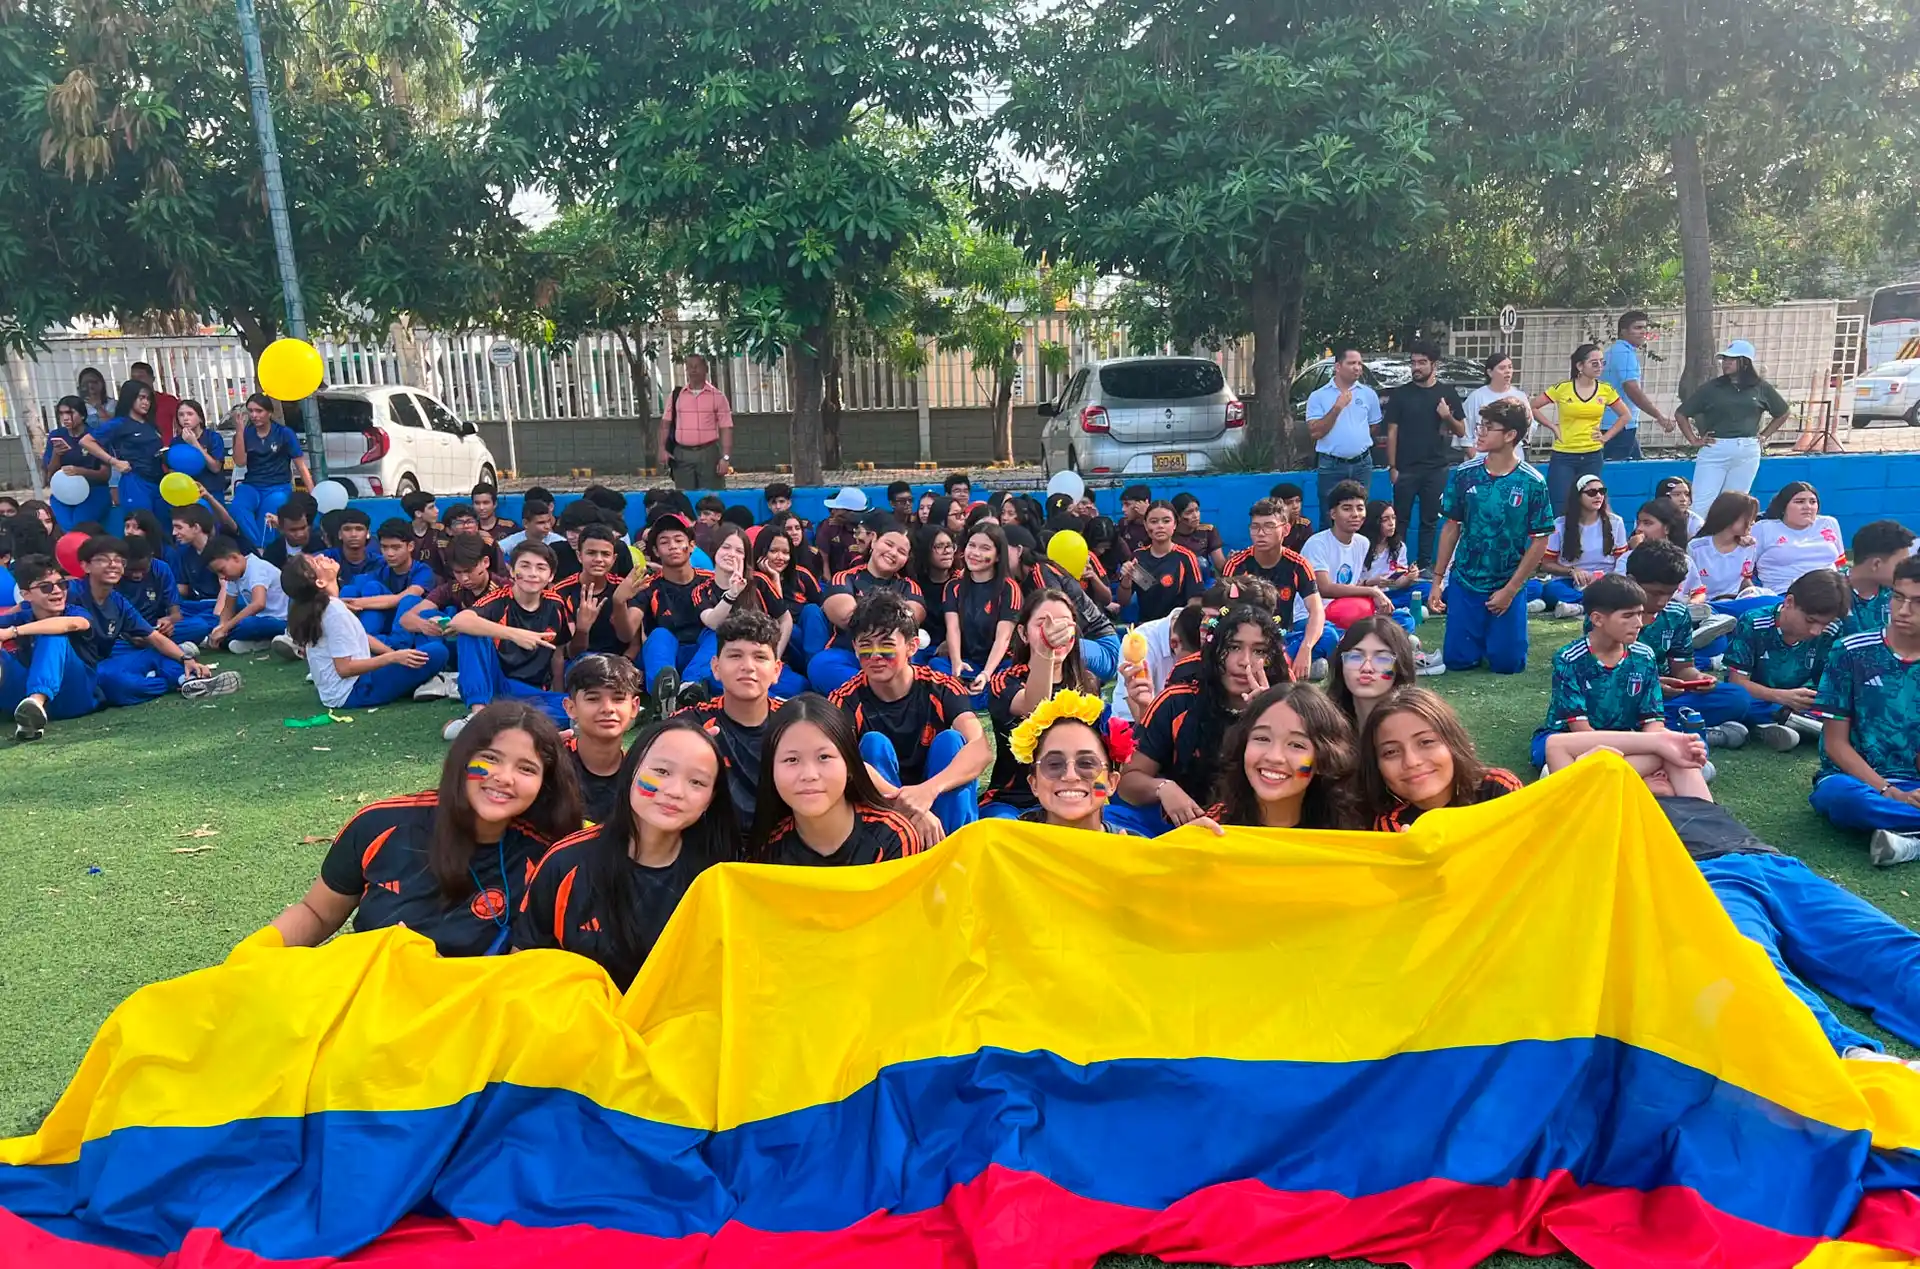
[1676,339,1792,509]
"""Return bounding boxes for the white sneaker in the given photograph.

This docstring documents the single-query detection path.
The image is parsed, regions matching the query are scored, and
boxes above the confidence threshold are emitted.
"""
[1415,651,1446,677]
[1844,1046,1920,1070]
[1870,830,1920,868]
[1526,598,1547,615]
[1688,600,1715,622]
[13,697,47,742]
[228,639,265,654]
[176,641,200,659]
[1752,723,1800,751]
[414,672,460,701]
[269,634,300,661]
[1705,721,1748,750]
[1308,658,1329,681]
[442,713,472,742]
[1787,713,1825,738]
[1691,613,1736,649]
[180,670,242,700]
[1552,602,1585,620]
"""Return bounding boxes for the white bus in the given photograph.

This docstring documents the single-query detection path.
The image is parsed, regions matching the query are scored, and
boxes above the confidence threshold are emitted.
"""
[1866,281,1920,370]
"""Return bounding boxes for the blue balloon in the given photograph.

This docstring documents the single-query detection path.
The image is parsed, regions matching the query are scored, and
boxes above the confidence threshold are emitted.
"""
[166,442,206,476]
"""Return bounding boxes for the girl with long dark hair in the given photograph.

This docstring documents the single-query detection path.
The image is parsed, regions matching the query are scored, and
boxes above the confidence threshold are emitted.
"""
[80,379,168,519]
[1201,682,1361,831]
[282,553,451,708]
[170,398,231,504]
[1359,499,1426,614]
[272,701,581,956]
[981,588,1099,818]
[231,392,315,546]
[749,693,928,864]
[42,395,112,531]
[1687,491,1766,611]
[1538,473,1627,616]
[514,718,735,988]
[1753,481,1844,593]
[1618,496,1692,570]
[1324,615,1418,733]
[1654,476,1705,537]
[1533,343,1631,516]
[746,521,819,692]
[75,367,110,424]
[1360,687,1522,830]
[942,520,1020,695]
[909,522,959,661]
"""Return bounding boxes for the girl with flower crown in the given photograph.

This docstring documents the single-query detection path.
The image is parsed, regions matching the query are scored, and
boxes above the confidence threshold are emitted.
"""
[1008,688,1141,835]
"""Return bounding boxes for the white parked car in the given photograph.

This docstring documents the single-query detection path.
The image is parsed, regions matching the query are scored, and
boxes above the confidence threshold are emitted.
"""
[1849,359,1920,428]
[314,386,499,496]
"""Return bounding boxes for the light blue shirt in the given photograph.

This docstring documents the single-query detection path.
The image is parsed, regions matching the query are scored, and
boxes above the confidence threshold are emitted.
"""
[1602,339,1644,429]
[1307,380,1382,459]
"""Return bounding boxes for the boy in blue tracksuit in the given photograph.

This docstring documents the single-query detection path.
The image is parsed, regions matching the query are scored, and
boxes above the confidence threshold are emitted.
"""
[166,504,227,634]
[1430,397,1553,674]
[117,534,215,652]
[1,554,100,739]
[1531,573,1665,768]
[1723,569,1849,753]
[1809,557,1920,863]
[230,393,315,546]
[343,518,436,644]
[321,509,381,585]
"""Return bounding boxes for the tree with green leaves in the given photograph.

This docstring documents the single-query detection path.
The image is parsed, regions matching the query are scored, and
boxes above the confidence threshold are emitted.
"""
[473,0,1007,485]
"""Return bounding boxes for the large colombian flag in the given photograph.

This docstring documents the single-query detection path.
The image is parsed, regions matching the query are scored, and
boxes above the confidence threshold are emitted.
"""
[10,753,1920,1268]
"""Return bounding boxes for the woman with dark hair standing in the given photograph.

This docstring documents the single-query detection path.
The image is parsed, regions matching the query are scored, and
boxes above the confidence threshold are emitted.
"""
[75,367,111,425]
[1676,339,1792,508]
[1200,682,1362,831]
[1461,352,1530,458]
[80,379,169,520]
[750,693,928,864]
[514,718,735,988]
[231,392,316,547]
[271,700,581,956]
[1532,343,1631,517]
[170,399,231,505]
[42,395,112,531]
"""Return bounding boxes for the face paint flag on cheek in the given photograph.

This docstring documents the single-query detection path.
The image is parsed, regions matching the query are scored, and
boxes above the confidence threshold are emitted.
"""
[635,773,661,799]
[1294,759,1314,778]
[466,760,493,782]
[1091,776,1111,802]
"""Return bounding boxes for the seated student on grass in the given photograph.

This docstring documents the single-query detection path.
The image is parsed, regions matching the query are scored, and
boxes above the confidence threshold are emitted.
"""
[1115,499,1205,625]
[1227,499,1327,679]
[1754,481,1846,595]
[1836,520,1916,639]
[1010,525,1123,683]
[750,692,931,865]
[1171,492,1228,578]
[1360,687,1523,830]
[1116,601,1292,835]
[1808,557,1920,864]
[1621,541,1759,748]
[1302,481,1418,639]
[559,653,644,825]
[272,701,579,958]
[1724,569,1849,753]
[204,536,295,658]
[676,610,786,839]
[1618,496,1692,568]
[399,490,442,574]
[117,533,211,653]
[2,555,99,739]
[435,502,506,574]
[1265,482,1314,555]
[982,589,1098,819]
[1325,615,1418,734]
[1686,491,1768,613]
[514,717,733,988]
[258,492,326,569]
[684,523,756,690]
[444,540,574,739]
[1192,681,1362,832]
[809,521,926,694]
[281,553,452,710]
[1428,398,1554,675]
[1546,727,1920,1067]
[320,507,380,585]
[559,524,636,663]
[1006,687,1138,834]
[1538,474,1629,618]
[624,511,714,708]
[499,497,562,554]
[1530,573,1665,770]
[397,535,509,655]
[165,504,227,628]
[747,521,821,695]
[469,482,517,541]
[941,520,1021,697]
[1359,501,1428,617]
[337,518,434,644]
[828,590,988,832]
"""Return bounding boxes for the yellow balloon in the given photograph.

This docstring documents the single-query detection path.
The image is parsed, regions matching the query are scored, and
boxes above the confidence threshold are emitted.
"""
[257,338,325,401]
[629,542,648,573]
[1047,528,1090,579]
[160,471,201,507]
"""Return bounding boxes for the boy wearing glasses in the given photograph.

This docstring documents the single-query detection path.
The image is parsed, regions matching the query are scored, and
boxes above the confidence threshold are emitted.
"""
[1810,559,1920,864]
[1,556,97,739]
[828,590,987,832]
[1429,398,1554,674]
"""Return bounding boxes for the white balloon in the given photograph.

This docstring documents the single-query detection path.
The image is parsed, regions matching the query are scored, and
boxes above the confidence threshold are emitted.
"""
[1046,469,1087,502]
[49,470,93,506]
[312,479,351,515]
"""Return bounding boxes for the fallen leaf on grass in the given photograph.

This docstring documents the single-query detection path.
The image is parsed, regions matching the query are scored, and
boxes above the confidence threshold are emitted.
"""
[170,845,217,856]
[299,835,328,845]
[176,825,219,839]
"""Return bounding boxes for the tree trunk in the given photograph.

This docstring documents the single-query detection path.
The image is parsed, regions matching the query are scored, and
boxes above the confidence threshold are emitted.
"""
[788,325,828,486]
[821,337,844,471]
[614,324,656,471]
[1247,257,1309,467]
[6,350,48,498]
[1662,42,1716,399]
[993,363,1016,465]
[230,308,277,361]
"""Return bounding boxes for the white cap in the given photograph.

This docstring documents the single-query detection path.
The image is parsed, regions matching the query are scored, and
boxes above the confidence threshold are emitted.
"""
[824,487,869,511]
[1717,339,1757,360]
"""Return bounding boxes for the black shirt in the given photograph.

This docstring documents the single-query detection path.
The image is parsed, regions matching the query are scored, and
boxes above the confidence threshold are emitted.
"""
[512,827,710,990]
[1024,558,1116,641]
[830,666,973,786]
[568,739,627,826]
[1137,682,1215,802]
[752,566,821,623]
[1373,769,1523,831]
[1126,546,1204,623]
[1224,548,1318,634]
[824,568,925,650]
[472,587,573,689]
[762,805,926,865]
[556,573,628,656]
[983,663,1044,810]
[942,574,1022,668]
[635,570,711,644]
[319,793,547,958]
[1655,796,1780,861]
[675,697,779,834]
[1383,381,1467,471]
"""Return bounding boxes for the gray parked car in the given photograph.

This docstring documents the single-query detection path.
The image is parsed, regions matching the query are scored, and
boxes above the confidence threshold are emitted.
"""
[1038,356,1245,477]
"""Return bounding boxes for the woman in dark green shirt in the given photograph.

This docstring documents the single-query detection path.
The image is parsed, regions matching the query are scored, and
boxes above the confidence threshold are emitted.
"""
[1676,338,1791,509]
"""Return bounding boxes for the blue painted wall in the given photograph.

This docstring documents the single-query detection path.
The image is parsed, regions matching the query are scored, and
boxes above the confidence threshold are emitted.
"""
[346,453,1920,555]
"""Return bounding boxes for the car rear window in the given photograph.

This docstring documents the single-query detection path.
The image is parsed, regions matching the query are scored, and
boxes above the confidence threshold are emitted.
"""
[1099,362,1224,400]
[316,398,373,433]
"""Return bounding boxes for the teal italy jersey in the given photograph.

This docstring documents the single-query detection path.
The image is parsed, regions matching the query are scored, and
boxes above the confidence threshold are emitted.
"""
[1546,638,1665,734]
[1639,601,1694,669]
[1725,609,1828,691]
[1813,631,1920,783]
[1834,584,1891,640]
[1440,457,1553,595]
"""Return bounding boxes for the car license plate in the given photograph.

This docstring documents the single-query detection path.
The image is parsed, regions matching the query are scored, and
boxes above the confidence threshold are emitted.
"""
[1858,384,1874,397]
[1153,452,1187,472]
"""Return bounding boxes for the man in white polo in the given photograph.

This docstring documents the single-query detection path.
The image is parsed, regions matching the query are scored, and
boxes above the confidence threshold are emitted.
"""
[660,353,734,490]
[1306,346,1382,526]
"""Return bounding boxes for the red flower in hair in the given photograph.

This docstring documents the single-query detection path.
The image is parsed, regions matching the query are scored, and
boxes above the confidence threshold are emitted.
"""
[1104,718,1136,766]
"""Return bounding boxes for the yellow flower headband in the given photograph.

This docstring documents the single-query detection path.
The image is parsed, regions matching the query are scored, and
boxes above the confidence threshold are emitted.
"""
[1008,688,1106,765]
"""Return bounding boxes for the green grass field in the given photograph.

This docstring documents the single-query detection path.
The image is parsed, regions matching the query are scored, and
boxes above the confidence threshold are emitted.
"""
[4,612,1911,1269]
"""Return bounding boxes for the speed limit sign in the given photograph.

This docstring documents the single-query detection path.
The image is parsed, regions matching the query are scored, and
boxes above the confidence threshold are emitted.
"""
[1498,305,1518,334]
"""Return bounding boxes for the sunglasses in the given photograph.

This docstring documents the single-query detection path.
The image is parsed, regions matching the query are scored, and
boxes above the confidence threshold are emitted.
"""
[1582,487,1608,496]
[1035,753,1108,781]
[26,580,65,596]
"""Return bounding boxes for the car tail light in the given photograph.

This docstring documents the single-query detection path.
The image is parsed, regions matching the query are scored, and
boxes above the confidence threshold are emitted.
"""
[1891,382,1906,396]
[1090,466,1111,474]
[1079,405,1110,434]
[1225,398,1245,428]
[360,426,390,465]
[366,478,384,495]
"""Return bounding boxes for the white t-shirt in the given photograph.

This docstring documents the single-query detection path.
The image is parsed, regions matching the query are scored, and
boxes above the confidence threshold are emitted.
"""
[1545,514,1628,572]
[306,598,372,708]
[1752,516,1846,593]
[1365,538,1410,576]
[1304,529,1372,587]
[1687,536,1761,599]
[225,554,289,620]
[1459,385,1530,451]
[1108,613,1175,725]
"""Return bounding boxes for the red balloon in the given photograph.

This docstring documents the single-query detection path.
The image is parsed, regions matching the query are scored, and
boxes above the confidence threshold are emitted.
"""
[55,531,86,577]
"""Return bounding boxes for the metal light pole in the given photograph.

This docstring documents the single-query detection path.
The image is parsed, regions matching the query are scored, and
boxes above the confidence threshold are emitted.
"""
[233,0,327,479]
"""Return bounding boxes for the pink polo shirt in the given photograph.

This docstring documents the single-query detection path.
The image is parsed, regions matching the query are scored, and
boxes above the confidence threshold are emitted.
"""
[668,383,733,447]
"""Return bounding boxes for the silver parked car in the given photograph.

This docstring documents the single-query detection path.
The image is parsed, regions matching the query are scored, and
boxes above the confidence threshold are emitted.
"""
[1039,356,1245,477]
[1848,359,1920,428]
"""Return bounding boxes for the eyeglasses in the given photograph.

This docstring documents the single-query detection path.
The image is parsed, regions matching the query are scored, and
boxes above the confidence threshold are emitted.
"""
[1340,650,1398,670]
[1035,753,1108,781]
[1890,591,1920,611]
